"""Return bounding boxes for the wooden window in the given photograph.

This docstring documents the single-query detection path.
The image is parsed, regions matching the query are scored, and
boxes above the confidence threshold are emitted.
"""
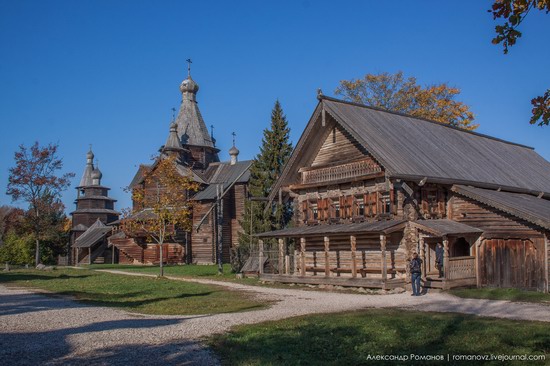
[356,197,365,216]
[301,201,309,222]
[366,192,378,217]
[421,188,444,218]
[317,198,329,221]
[379,192,392,215]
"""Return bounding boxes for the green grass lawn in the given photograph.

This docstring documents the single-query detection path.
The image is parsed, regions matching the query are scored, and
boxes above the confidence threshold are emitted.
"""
[87,263,237,279]
[450,287,550,305]
[0,268,266,315]
[210,309,550,366]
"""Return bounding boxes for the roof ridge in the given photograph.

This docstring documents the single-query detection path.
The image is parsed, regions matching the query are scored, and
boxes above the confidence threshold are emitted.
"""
[319,95,534,150]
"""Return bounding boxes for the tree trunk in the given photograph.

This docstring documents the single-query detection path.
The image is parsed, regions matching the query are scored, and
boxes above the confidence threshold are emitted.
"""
[159,242,164,277]
[35,238,40,266]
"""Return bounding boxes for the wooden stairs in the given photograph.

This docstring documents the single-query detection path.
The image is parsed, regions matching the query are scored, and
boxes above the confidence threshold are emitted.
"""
[109,237,145,264]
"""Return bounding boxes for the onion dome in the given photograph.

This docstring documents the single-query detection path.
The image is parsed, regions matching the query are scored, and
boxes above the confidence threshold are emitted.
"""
[180,77,199,94]
[229,145,239,165]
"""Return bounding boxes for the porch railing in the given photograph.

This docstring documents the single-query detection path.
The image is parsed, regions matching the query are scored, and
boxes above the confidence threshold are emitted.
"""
[447,256,475,280]
[301,159,382,185]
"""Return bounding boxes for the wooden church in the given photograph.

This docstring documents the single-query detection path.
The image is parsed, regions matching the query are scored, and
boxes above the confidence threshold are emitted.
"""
[69,148,119,265]
[109,66,251,265]
[258,93,550,292]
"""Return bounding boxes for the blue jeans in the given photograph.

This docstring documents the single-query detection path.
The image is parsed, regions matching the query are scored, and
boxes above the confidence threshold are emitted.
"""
[411,272,422,295]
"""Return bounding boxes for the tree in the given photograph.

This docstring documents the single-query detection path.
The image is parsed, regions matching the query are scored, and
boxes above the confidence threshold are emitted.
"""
[6,142,74,265]
[121,155,199,276]
[335,71,478,130]
[236,100,293,271]
[490,0,550,126]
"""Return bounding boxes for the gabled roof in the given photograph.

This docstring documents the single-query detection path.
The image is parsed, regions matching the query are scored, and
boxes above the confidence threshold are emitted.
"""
[452,185,550,230]
[193,160,252,201]
[271,96,550,199]
[128,159,207,190]
[73,219,112,248]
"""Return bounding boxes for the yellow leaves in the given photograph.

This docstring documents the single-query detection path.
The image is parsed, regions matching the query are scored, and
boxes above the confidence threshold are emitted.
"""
[336,71,478,130]
[121,155,199,244]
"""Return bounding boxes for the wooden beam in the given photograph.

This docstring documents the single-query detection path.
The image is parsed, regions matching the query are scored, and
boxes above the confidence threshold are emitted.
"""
[89,247,92,265]
[419,235,426,279]
[475,236,482,289]
[300,237,306,276]
[293,249,298,275]
[544,234,549,293]
[443,236,449,282]
[324,236,330,277]
[258,240,264,275]
[380,234,387,281]
[278,238,284,275]
[350,235,357,278]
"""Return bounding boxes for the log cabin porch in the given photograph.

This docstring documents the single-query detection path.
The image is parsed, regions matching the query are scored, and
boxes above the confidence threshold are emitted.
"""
[256,219,485,291]
[411,220,483,290]
[256,220,408,290]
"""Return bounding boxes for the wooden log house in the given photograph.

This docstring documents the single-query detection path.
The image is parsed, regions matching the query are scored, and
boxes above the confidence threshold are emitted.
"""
[108,67,251,265]
[258,94,550,292]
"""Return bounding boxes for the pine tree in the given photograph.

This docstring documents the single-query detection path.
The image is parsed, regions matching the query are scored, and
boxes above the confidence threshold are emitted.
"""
[234,100,293,271]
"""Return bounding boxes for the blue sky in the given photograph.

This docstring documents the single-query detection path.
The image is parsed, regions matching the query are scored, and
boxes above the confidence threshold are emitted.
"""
[1,0,549,212]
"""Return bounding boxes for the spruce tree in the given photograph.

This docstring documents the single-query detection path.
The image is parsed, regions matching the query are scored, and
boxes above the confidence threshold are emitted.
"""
[234,100,293,271]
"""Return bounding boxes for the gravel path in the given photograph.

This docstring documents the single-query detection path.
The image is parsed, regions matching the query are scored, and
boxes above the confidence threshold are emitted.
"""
[1,270,549,365]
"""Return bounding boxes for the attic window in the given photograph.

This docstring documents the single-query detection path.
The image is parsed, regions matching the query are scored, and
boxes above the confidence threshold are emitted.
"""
[332,127,336,143]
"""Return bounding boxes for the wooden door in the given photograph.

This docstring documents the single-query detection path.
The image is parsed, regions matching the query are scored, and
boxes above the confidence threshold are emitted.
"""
[480,238,544,290]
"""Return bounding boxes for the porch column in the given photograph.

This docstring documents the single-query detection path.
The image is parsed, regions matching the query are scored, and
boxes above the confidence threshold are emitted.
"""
[285,240,290,275]
[324,236,330,277]
[380,234,387,281]
[293,248,298,275]
[112,243,115,264]
[258,240,264,275]
[300,237,306,276]
[89,247,92,265]
[278,238,284,274]
[350,235,357,278]
[76,248,80,267]
[443,236,449,280]
[544,235,549,293]
[419,235,426,279]
[475,236,482,288]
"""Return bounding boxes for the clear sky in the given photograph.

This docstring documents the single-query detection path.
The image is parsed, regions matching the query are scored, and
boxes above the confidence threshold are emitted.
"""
[1,0,549,212]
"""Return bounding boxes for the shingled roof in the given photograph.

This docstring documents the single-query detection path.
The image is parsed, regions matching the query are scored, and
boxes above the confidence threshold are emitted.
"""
[73,219,112,248]
[452,185,550,230]
[193,160,252,201]
[271,96,550,199]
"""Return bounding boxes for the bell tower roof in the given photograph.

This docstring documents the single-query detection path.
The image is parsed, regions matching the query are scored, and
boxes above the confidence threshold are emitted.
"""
[174,61,217,151]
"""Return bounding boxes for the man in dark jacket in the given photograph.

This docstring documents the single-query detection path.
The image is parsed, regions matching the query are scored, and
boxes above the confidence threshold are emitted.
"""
[435,242,444,278]
[409,252,423,296]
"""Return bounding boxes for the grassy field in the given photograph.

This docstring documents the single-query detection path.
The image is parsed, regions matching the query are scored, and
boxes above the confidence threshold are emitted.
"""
[210,309,550,366]
[0,268,266,315]
[88,263,238,279]
[450,287,550,305]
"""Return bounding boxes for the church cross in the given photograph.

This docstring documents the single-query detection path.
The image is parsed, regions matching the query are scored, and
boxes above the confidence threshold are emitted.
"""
[186,58,192,77]
[232,132,236,146]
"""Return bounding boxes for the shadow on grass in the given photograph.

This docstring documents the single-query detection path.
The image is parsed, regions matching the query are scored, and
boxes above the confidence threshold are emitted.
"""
[211,310,550,366]
[0,272,93,283]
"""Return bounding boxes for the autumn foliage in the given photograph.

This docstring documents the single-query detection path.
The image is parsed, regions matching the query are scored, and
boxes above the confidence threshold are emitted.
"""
[336,71,478,130]
[490,0,550,126]
[121,155,199,274]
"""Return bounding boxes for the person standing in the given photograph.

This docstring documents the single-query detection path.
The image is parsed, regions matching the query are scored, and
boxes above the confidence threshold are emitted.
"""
[435,242,444,278]
[409,252,423,296]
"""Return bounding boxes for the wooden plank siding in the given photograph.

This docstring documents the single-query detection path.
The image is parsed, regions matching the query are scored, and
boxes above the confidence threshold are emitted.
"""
[311,124,367,167]
[191,201,215,263]
[450,194,542,237]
